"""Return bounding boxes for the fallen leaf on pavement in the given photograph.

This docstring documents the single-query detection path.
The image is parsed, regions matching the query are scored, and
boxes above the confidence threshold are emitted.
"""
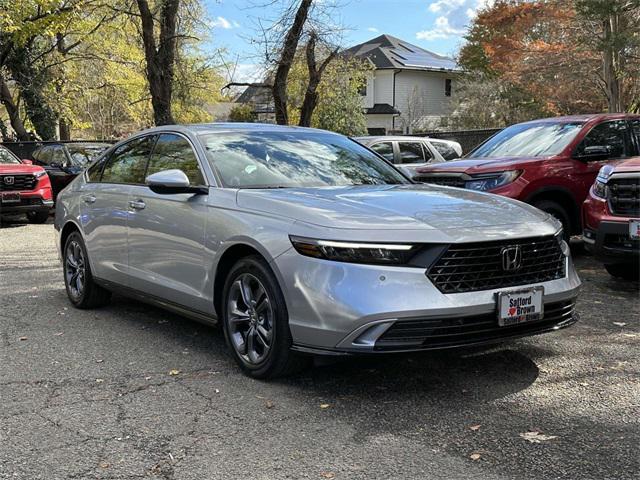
[99,462,109,469]
[520,431,557,443]
[469,424,481,431]
[470,453,481,461]
[613,322,627,327]
[54,332,64,336]
[168,369,181,376]
[320,403,330,409]
[320,472,335,479]
[265,400,274,409]
[18,337,28,341]
[95,378,104,383]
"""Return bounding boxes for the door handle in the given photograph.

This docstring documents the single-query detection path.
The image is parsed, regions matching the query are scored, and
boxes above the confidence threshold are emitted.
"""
[129,200,146,211]
[82,195,96,204]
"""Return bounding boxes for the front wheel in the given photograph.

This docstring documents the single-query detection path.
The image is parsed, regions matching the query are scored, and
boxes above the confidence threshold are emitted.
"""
[533,199,571,240]
[221,255,308,379]
[605,263,639,281]
[63,232,111,309]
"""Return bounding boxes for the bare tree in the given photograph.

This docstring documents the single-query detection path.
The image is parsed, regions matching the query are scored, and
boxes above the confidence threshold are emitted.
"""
[0,74,30,140]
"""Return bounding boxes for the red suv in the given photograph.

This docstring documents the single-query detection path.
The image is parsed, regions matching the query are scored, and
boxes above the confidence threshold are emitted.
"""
[0,145,53,223]
[582,158,639,279]
[415,114,640,237]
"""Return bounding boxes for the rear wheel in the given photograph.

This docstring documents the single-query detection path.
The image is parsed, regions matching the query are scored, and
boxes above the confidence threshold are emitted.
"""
[605,263,639,281]
[26,210,49,224]
[221,255,308,378]
[63,232,111,309]
[533,199,571,240]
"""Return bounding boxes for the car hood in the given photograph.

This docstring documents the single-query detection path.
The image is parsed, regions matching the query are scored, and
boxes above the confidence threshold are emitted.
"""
[416,156,549,174]
[613,157,640,173]
[0,164,45,175]
[236,184,550,231]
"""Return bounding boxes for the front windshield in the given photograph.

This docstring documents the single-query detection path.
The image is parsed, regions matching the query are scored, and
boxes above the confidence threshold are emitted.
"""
[0,147,20,164]
[67,145,109,166]
[470,122,584,158]
[199,131,409,188]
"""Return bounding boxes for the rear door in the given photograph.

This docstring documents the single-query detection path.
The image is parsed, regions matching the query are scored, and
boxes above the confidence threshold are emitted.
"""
[396,141,432,176]
[126,133,210,313]
[33,146,68,197]
[79,135,155,286]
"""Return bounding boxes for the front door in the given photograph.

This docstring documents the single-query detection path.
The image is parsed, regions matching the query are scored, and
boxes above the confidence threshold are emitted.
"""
[126,133,210,313]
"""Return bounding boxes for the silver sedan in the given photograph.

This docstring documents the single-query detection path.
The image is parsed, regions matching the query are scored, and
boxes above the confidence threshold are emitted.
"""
[55,124,581,378]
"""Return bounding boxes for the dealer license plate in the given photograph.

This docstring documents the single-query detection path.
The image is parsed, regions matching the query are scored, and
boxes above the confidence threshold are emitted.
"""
[1,192,20,203]
[497,287,544,327]
[630,220,640,240]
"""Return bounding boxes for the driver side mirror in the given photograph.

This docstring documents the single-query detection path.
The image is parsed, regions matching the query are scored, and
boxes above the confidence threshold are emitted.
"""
[146,169,207,195]
[574,145,610,161]
[21,159,33,165]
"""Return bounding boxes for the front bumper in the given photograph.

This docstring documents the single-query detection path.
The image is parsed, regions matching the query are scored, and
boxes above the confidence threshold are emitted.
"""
[583,221,639,264]
[0,197,53,215]
[274,247,581,354]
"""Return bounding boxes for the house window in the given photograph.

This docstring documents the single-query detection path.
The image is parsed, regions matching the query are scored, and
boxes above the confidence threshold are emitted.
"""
[445,78,452,97]
[358,83,367,96]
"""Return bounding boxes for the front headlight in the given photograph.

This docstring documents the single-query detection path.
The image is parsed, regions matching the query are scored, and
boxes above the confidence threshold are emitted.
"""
[465,170,522,191]
[555,229,570,256]
[34,170,48,179]
[290,236,419,265]
[592,179,607,198]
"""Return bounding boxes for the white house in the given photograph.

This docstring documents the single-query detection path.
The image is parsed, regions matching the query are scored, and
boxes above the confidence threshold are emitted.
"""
[345,34,460,135]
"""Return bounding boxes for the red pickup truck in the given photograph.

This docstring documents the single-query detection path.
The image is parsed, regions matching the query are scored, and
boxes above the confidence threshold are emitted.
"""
[582,158,640,279]
[415,114,640,238]
[0,145,53,223]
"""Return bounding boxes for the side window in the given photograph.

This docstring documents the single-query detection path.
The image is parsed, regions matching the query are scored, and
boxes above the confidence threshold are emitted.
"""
[86,153,109,182]
[430,140,458,160]
[575,120,629,159]
[398,142,426,164]
[630,119,640,153]
[51,146,67,166]
[370,142,394,162]
[101,136,154,185]
[33,146,52,165]
[147,133,204,185]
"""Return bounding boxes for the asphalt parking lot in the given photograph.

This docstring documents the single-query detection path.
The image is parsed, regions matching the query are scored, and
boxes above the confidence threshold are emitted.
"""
[1,218,639,480]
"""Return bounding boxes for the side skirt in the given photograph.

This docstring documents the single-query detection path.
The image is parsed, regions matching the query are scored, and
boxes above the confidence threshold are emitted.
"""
[94,278,218,327]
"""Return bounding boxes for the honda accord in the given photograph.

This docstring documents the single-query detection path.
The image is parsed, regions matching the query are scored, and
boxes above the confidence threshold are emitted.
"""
[54,124,581,378]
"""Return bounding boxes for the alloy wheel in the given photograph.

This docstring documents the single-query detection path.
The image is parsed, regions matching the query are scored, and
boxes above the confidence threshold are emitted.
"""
[226,273,274,365]
[65,240,86,299]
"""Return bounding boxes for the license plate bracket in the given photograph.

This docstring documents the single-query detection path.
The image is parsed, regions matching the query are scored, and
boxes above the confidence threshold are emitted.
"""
[497,287,544,327]
[1,192,20,203]
[630,220,640,240]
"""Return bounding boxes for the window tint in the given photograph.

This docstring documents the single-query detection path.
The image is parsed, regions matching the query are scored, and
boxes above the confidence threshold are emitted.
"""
[398,142,426,164]
[430,140,459,160]
[101,136,154,184]
[575,120,629,159]
[370,142,394,162]
[147,134,204,185]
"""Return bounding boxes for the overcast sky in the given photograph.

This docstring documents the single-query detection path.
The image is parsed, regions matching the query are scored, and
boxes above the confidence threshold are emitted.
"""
[204,0,492,81]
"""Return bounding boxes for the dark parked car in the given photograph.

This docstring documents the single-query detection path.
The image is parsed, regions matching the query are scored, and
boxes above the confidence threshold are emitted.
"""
[414,114,640,238]
[30,142,111,199]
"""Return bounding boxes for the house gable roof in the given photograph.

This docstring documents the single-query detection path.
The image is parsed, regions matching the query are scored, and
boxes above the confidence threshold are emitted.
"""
[345,34,459,72]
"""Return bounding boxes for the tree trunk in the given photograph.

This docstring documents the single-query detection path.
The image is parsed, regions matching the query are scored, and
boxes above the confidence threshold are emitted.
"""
[136,0,179,126]
[0,74,30,140]
[602,15,623,113]
[299,33,338,127]
[272,0,314,125]
[5,46,57,140]
[59,118,71,140]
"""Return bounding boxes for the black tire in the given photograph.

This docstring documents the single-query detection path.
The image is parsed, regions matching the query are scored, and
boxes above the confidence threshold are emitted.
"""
[26,210,49,224]
[605,263,640,281]
[533,199,571,240]
[63,232,111,309]
[221,255,309,379]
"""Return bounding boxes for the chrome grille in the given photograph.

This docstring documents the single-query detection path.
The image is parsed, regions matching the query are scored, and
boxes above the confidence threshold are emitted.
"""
[415,175,466,188]
[0,174,36,192]
[428,236,565,294]
[608,177,640,216]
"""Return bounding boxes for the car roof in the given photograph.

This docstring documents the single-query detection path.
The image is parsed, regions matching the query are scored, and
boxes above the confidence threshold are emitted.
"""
[139,123,335,136]
[518,113,640,125]
[355,136,442,143]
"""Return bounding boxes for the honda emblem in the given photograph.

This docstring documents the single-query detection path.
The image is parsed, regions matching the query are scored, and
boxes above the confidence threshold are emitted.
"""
[4,176,14,185]
[501,246,522,271]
